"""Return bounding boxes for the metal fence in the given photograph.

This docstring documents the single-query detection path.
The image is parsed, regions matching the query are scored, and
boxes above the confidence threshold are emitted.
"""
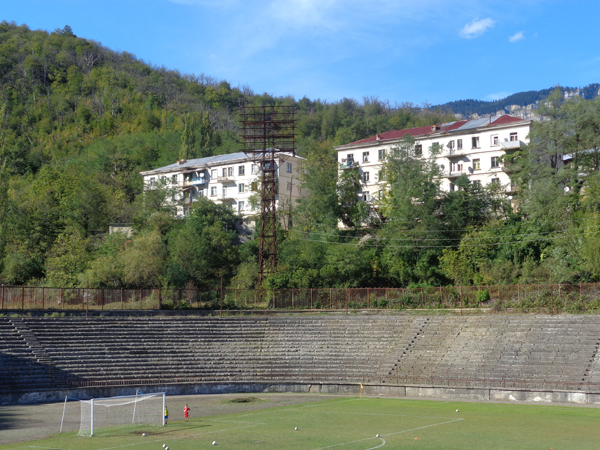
[2,283,600,313]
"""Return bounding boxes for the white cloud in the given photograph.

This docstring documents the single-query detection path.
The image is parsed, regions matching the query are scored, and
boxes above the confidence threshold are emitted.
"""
[459,18,495,39]
[509,31,524,43]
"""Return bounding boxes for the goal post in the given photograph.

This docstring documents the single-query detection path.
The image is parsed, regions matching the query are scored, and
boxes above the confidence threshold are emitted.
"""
[78,392,165,436]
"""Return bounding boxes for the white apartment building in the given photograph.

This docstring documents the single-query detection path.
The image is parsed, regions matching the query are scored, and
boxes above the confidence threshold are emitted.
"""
[335,115,532,203]
[140,152,305,218]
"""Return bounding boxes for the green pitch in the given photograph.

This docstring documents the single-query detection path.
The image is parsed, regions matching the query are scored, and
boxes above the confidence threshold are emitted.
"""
[2,397,600,450]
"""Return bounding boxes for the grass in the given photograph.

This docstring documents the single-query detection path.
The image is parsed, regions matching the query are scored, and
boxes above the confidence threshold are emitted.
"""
[2,397,600,449]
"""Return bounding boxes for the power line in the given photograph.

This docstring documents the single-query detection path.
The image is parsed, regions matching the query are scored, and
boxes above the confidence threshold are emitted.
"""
[321,217,599,235]
[292,224,600,242]
[291,229,600,249]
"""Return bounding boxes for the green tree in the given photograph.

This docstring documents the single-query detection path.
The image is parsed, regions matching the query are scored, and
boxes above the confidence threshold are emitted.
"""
[120,230,167,287]
[79,232,128,288]
[179,113,196,160]
[167,198,239,289]
[198,111,214,158]
[0,104,9,273]
[294,140,340,230]
[44,225,91,287]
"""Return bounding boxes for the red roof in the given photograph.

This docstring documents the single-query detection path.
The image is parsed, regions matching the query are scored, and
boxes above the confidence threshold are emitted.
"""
[489,115,525,126]
[350,125,435,144]
[345,115,526,146]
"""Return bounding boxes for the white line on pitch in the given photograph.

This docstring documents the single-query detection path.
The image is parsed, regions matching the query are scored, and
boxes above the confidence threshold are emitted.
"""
[365,438,386,450]
[309,418,463,450]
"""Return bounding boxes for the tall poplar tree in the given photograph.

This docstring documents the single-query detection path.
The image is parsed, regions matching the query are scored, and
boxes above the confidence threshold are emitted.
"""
[179,113,196,160]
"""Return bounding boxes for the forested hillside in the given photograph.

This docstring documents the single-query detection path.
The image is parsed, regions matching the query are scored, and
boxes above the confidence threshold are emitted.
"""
[1,21,600,292]
[437,84,600,117]
[0,21,455,289]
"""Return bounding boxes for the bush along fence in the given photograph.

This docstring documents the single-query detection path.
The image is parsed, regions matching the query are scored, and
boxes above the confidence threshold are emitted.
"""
[2,283,600,314]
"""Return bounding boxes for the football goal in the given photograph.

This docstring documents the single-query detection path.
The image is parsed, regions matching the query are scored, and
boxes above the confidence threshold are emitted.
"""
[77,391,165,436]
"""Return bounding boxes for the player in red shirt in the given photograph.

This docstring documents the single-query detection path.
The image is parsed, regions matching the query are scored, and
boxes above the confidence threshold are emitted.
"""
[183,404,191,422]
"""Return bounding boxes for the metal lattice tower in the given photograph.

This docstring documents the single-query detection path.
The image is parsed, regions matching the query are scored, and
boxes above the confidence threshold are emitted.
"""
[241,106,295,287]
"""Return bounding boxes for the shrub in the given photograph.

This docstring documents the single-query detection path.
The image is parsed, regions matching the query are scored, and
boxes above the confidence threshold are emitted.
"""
[477,289,491,303]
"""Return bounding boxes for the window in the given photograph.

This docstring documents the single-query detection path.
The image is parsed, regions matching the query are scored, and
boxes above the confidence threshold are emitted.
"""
[251,181,258,191]
[238,165,245,176]
[363,172,370,183]
[161,176,166,182]
[449,182,455,192]
[228,167,233,176]
[210,186,217,196]
[149,177,155,188]
[197,189,204,197]
[451,162,463,172]
[286,162,292,173]
[378,149,385,160]
[448,140,455,150]
[222,187,227,197]
[347,153,354,162]
[222,168,227,177]
[472,136,480,148]
[251,164,258,174]
[473,159,481,170]
[491,178,500,184]
[238,201,245,212]
[492,135,499,146]
[238,183,245,193]
[286,181,292,191]
[472,180,481,188]
[363,192,370,201]
[491,156,499,168]
[414,144,423,156]
[171,174,177,183]
[377,170,384,181]
[362,152,369,162]
[457,139,463,150]
[510,132,518,142]
[211,169,217,178]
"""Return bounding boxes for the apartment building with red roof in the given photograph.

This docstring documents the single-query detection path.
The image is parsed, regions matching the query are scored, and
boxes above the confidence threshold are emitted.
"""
[334,114,531,206]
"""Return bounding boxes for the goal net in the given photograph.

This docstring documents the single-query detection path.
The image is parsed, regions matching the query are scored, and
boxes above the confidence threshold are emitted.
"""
[78,392,165,436]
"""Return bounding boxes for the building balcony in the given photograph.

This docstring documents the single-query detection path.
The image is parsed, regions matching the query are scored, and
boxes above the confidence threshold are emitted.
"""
[444,148,466,157]
[447,170,468,178]
[501,140,525,151]
[183,177,206,186]
[217,176,235,183]
[219,192,236,201]
[183,197,202,205]
[339,159,359,170]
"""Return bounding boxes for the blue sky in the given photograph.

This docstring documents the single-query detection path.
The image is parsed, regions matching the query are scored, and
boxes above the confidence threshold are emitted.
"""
[4,0,600,105]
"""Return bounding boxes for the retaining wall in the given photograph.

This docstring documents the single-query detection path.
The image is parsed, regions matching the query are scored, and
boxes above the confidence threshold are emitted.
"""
[5,382,600,406]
